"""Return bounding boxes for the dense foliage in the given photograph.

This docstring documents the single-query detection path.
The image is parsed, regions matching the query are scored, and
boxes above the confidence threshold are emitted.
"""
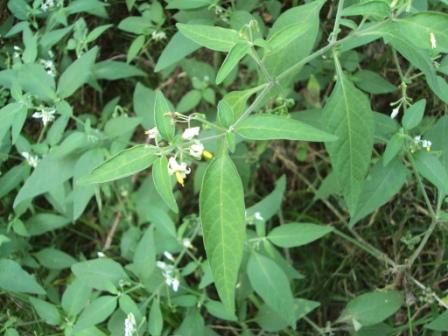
[1,0,448,335]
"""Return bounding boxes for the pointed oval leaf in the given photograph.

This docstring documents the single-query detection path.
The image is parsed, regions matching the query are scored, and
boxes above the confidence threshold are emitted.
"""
[176,23,240,52]
[267,223,333,248]
[0,259,45,295]
[339,291,403,327]
[71,258,129,293]
[247,252,296,325]
[323,72,375,213]
[73,296,117,332]
[402,99,426,130]
[133,226,156,282]
[152,156,178,213]
[216,42,250,85]
[29,297,61,326]
[236,115,337,142]
[414,151,448,194]
[57,47,98,99]
[199,152,245,313]
[349,159,408,227]
[154,90,176,140]
[79,145,158,184]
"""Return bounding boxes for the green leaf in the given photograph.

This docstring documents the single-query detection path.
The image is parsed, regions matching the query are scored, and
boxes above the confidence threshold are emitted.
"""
[246,175,286,223]
[402,99,426,130]
[199,152,245,313]
[155,32,200,72]
[267,223,333,248]
[73,149,104,220]
[323,71,375,213]
[57,47,98,99]
[0,103,26,140]
[167,0,212,9]
[134,83,156,129]
[349,159,408,227]
[93,61,145,80]
[383,133,405,166]
[176,23,240,52]
[236,115,337,142]
[152,156,178,213]
[267,22,307,51]
[425,115,448,172]
[29,297,61,326]
[0,259,45,295]
[118,16,153,34]
[425,310,448,331]
[79,145,158,184]
[26,213,71,236]
[132,226,156,282]
[396,13,448,52]
[255,298,320,333]
[148,298,163,336]
[154,90,176,140]
[22,26,37,64]
[414,151,448,194]
[342,1,390,20]
[221,85,264,123]
[62,279,92,317]
[176,90,202,113]
[216,42,250,85]
[35,248,77,270]
[353,70,396,94]
[127,35,146,64]
[247,252,296,325]
[71,258,129,293]
[263,0,324,80]
[73,296,117,332]
[86,24,112,43]
[0,164,29,199]
[339,291,403,328]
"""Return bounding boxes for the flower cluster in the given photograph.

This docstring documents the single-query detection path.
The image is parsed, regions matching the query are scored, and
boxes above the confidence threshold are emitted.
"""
[32,106,56,126]
[151,31,167,42]
[124,313,136,336]
[157,252,180,292]
[413,135,432,152]
[40,59,56,77]
[21,152,39,168]
[41,0,56,12]
[145,125,213,187]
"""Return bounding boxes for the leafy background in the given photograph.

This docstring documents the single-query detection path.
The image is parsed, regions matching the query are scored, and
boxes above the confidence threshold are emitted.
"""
[0,0,448,335]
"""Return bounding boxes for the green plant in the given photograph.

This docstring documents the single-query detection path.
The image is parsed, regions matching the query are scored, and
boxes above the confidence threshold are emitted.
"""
[1,0,448,335]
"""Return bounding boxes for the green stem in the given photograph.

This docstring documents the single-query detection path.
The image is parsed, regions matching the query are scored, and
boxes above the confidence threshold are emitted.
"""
[330,0,345,43]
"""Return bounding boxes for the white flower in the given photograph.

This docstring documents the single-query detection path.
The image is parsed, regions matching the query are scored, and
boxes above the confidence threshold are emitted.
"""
[144,127,159,139]
[124,313,136,336]
[189,142,204,160]
[97,251,105,258]
[32,107,56,126]
[163,251,175,262]
[182,238,193,249]
[390,107,400,119]
[168,157,191,186]
[21,152,39,168]
[430,32,437,49]
[254,212,264,221]
[40,59,56,77]
[422,139,432,151]
[41,0,56,12]
[413,136,432,152]
[165,276,180,292]
[156,261,168,270]
[151,31,167,42]
[182,127,200,140]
